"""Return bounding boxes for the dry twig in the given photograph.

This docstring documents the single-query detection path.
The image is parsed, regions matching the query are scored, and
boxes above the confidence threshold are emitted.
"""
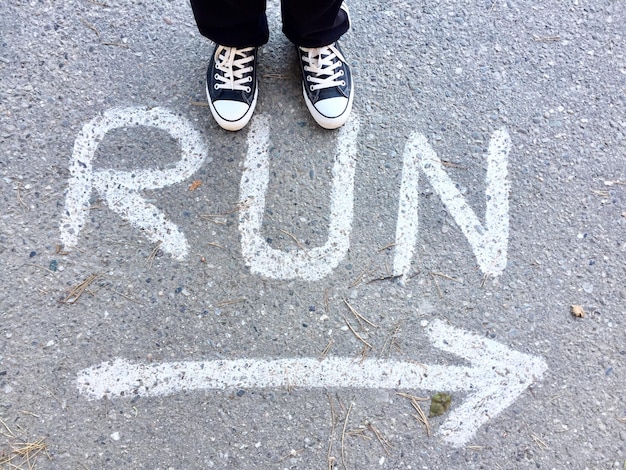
[342,316,373,350]
[441,160,465,169]
[0,418,49,469]
[429,272,458,282]
[357,344,370,363]
[343,299,378,328]
[397,392,431,436]
[145,241,162,269]
[207,242,227,250]
[430,273,444,298]
[0,417,15,439]
[530,433,549,450]
[380,322,402,357]
[216,298,246,308]
[326,392,337,470]
[368,423,393,455]
[61,273,99,304]
[377,242,397,252]
[80,18,101,38]
[108,287,144,305]
[346,426,370,440]
[349,261,373,288]
[341,402,353,470]
[533,35,561,42]
[279,229,308,252]
[366,274,402,284]
[320,338,334,360]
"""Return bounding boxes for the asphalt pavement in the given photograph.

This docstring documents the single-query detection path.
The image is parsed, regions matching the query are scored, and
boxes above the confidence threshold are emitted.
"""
[1,0,625,469]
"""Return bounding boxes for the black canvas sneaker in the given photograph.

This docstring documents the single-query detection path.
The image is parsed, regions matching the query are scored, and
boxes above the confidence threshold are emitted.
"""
[297,41,353,129]
[206,45,258,131]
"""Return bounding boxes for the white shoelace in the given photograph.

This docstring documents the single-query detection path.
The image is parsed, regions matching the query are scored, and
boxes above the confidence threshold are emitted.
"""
[301,44,346,91]
[214,46,255,92]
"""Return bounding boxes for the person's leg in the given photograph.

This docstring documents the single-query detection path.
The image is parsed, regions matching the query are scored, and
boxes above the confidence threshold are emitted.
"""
[281,0,349,48]
[190,0,269,47]
[190,0,267,131]
[283,1,353,129]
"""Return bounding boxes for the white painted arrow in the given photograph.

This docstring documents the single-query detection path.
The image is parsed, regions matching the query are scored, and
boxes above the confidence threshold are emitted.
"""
[76,319,546,447]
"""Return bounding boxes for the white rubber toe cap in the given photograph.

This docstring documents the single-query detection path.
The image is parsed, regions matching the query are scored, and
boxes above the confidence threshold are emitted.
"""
[213,101,250,121]
[314,97,349,119]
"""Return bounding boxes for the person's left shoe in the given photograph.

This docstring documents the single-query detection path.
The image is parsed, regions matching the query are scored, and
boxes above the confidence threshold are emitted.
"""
[297,41,353,129]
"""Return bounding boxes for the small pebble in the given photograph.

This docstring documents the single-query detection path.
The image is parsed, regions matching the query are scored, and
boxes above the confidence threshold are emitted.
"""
[29,251,36,258]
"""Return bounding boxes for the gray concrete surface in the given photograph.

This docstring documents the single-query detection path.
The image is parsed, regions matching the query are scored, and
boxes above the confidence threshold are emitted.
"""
[1,0,625,468]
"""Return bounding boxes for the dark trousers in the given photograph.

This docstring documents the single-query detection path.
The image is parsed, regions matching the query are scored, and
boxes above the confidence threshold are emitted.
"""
[190,0,349,48]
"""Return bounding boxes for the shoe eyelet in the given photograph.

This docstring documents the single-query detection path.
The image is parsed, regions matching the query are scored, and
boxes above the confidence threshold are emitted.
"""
[248,76,253,82]
[214,74,219,80]
[214,84,219,90]
[339,70,344,76]
[245,87,251,93]
[340,81,345,86]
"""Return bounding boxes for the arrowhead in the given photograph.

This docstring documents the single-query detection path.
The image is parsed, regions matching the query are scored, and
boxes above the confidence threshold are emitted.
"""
[426,319,548,447]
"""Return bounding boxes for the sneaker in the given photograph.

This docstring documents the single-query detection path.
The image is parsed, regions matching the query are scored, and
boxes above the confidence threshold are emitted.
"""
[206,45,258,131]
[297,41,353,129]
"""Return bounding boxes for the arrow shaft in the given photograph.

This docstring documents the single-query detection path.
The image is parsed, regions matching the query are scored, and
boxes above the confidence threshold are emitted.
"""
[77,357,475,401]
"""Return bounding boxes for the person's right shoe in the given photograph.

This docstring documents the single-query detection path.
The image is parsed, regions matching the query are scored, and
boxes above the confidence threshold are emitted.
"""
[297,41,353,129]
[206,45,258,131]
